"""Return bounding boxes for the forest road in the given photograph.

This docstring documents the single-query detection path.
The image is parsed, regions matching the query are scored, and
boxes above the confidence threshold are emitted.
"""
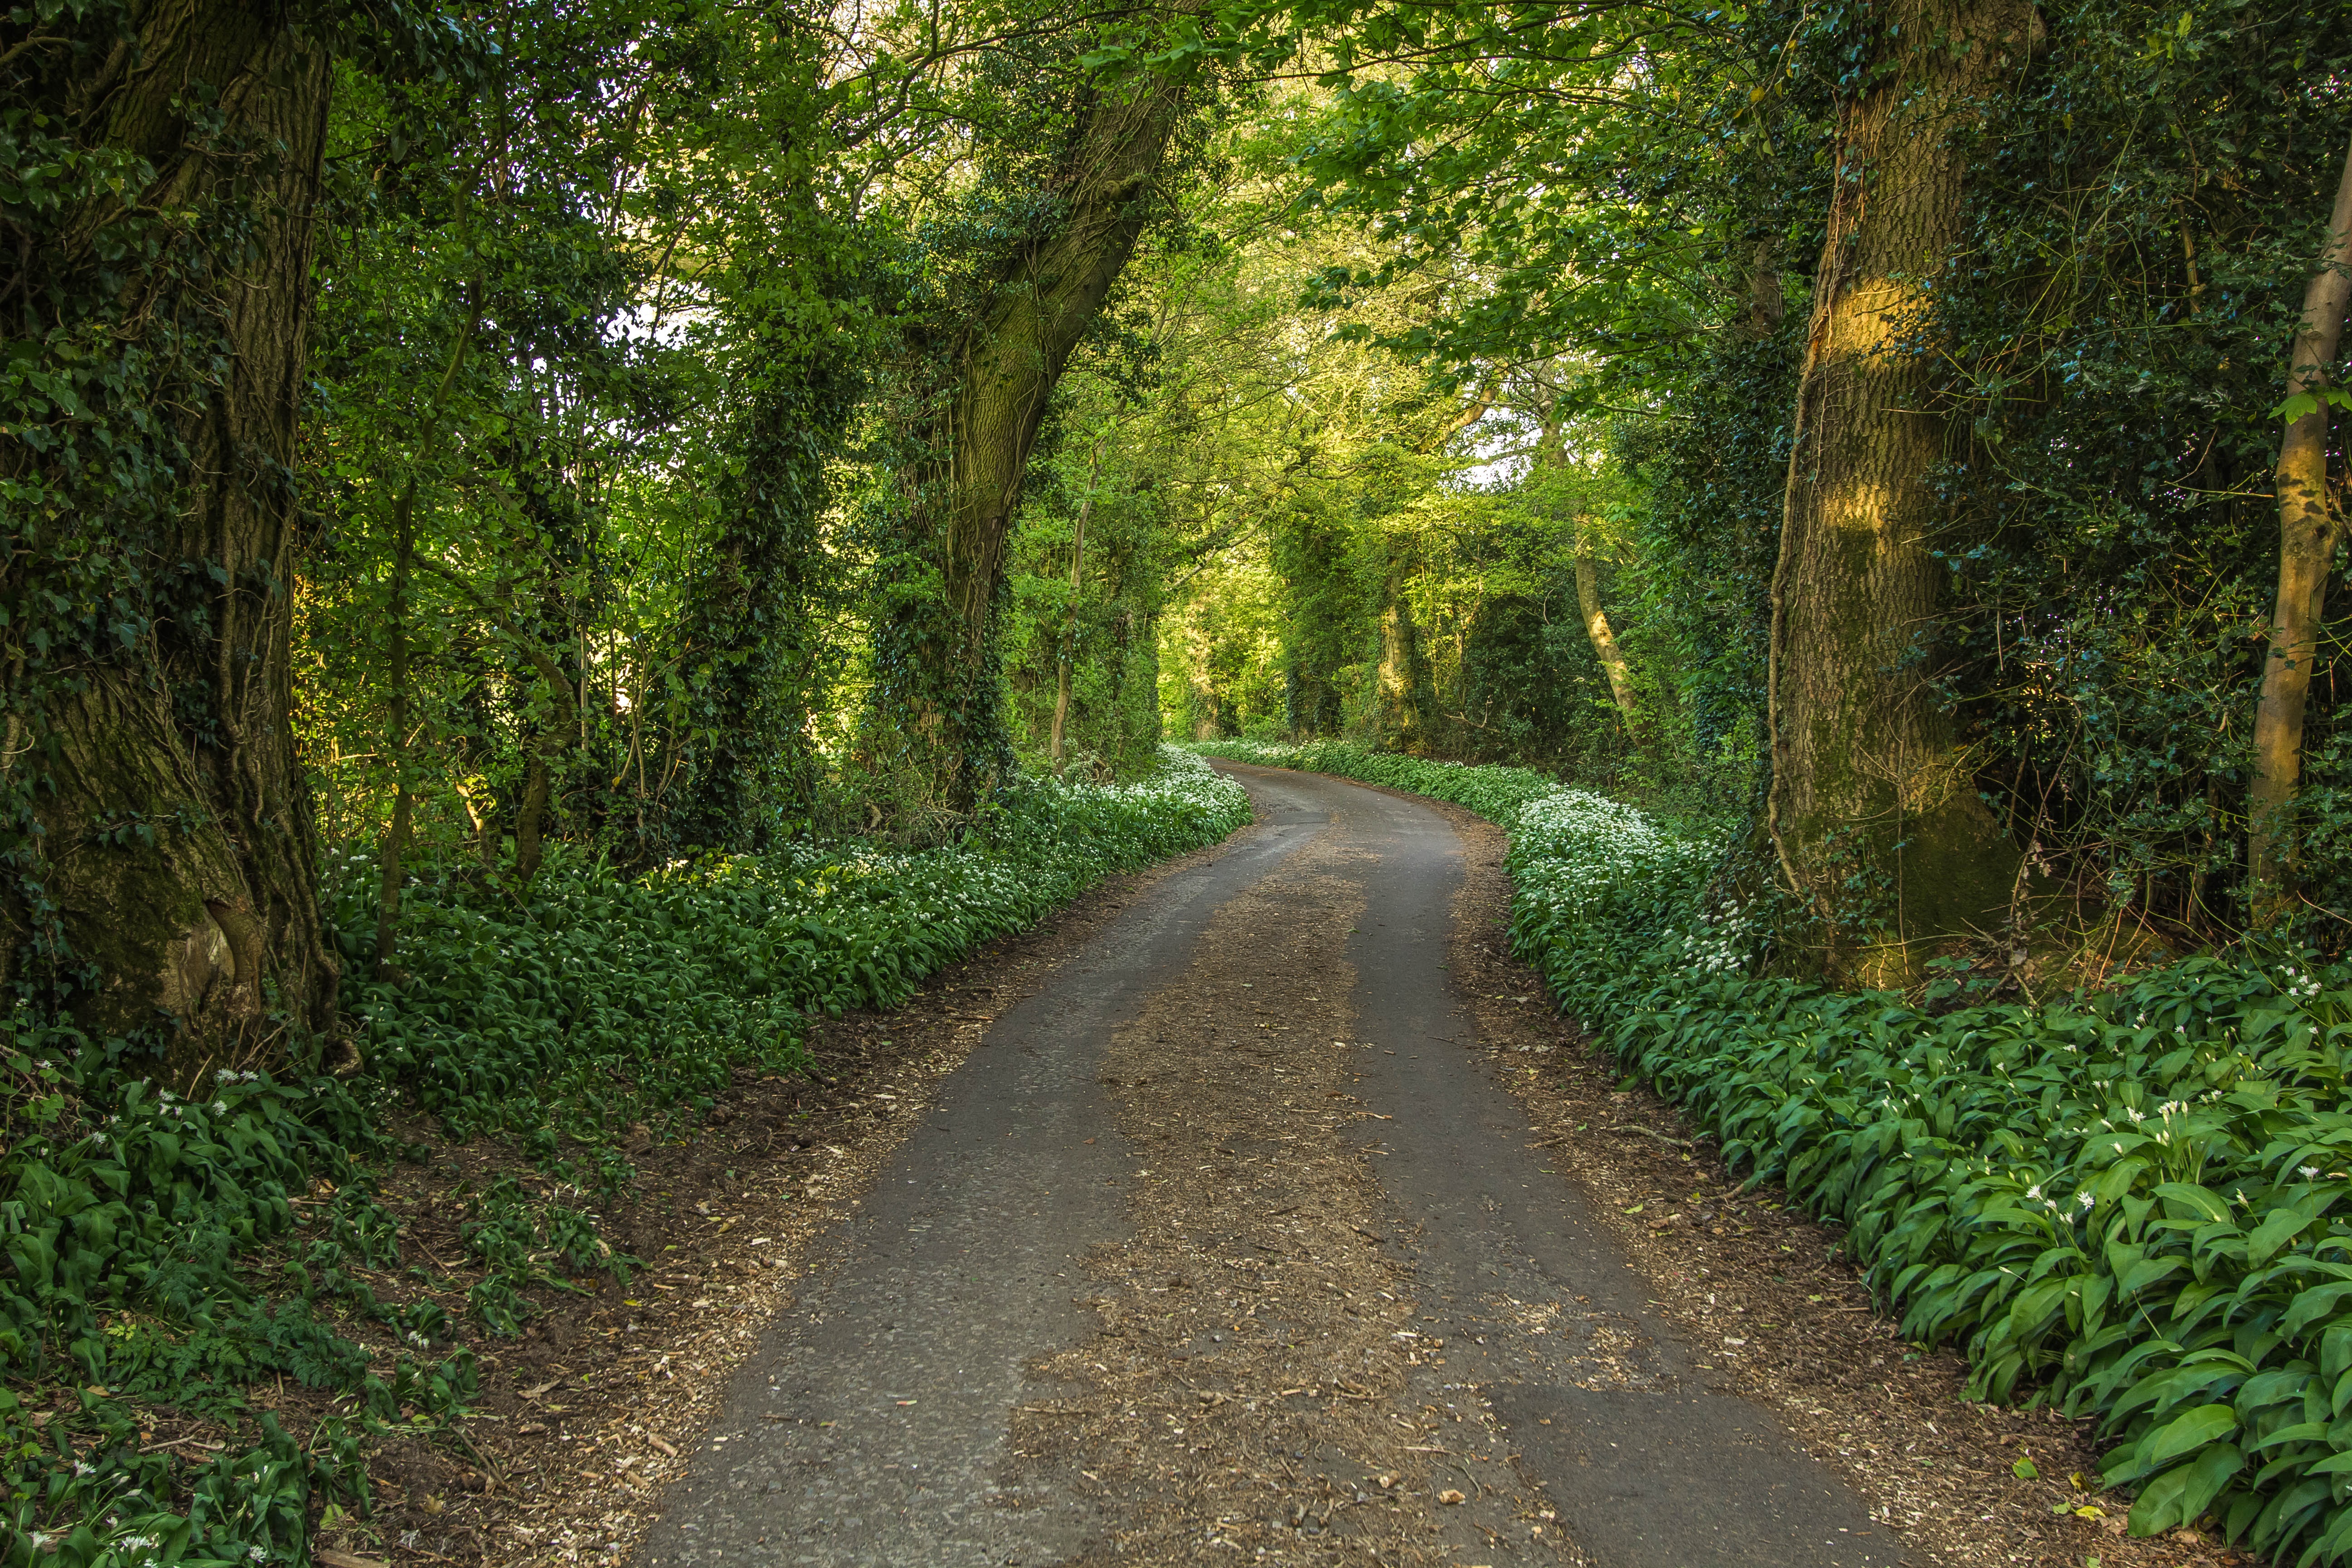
[634,764,1899,1568]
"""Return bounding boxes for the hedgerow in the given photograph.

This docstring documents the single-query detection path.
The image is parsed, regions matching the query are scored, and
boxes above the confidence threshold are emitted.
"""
[1197,738,2352,1565]
[3,749,1246,1567]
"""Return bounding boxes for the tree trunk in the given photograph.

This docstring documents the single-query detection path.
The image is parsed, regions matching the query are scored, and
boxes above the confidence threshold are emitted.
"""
[1535,402,1641,731]
[876,70,1189,808]
[6,3,338,1065]
[1050,449,1101,775]
[2247,135,2352,925]
[1765,0,2040,984]
[1573,543,1641,726]
[372,312,474,974]
[669,354,855,852]
[374,480,418,978]
[1377,578,1436,753]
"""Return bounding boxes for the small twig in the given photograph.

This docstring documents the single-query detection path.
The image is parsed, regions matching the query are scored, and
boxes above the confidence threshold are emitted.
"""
[1603,1125,1694,1150]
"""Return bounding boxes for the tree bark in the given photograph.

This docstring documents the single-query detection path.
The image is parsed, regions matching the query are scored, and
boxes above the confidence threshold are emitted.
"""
[1376,574,1439,754]
[7,3,338,1063]
[2248,135,2352,925]
[1765,0,2039,984]
[1534,402,1641,731]
[1573,543,1641,726]
[877,69,1190,807]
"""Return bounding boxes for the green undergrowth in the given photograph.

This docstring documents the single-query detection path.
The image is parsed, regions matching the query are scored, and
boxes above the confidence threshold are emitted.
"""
[1196,737,2352,1566]
[3,749,1248,1566]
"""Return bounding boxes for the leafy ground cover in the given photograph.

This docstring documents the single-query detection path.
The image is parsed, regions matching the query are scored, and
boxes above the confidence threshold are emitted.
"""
[2,750,1247,1568]
[1198,737,2352,1565]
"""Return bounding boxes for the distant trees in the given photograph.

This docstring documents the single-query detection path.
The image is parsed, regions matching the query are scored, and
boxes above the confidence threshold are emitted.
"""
[1206,0,2352,962]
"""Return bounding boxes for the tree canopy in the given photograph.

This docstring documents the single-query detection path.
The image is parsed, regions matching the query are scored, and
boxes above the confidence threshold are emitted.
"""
[5,0,2349,1040]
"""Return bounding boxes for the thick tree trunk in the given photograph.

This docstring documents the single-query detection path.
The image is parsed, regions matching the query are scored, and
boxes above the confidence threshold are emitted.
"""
[879,71,1189,807]
[2247,136,2352,925]
[1376,580,1439,753]
[1765,0,2039,984]
[7,4,337,1063]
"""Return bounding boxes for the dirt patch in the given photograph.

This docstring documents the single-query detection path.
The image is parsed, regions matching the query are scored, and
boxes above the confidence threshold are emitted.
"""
[1416,795,2245,1568]
[1007,833,1572,1566]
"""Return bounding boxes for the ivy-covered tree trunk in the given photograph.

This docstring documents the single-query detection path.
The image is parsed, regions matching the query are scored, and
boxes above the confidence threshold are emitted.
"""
[669,353,856,852]
[5,4,339,1061]
[1765,0,2039,982]
[1376,578,1438,753]
[873,72,1189,808]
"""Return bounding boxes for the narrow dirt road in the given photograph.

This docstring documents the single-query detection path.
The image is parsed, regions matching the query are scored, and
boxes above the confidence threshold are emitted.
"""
[633,765,1898,1567]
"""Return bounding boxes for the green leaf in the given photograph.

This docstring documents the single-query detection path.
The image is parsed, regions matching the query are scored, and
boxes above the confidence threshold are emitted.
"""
[2249,1208,2313,1267]
[2131,1441,2245,1537]
[2155,1182,2233,1224]
[2270,386,2352,423]
[2145,1404,2240,1469]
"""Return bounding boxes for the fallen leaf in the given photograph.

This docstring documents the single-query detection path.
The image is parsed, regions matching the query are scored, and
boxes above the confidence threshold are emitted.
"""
[524,1378,563,1398]
[1438,1490,1466,1505]
[2013,1454,2040,1480]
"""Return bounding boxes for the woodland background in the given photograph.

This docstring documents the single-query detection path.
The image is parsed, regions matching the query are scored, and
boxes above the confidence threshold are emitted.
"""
[7,0,2349,1028]
[5,0,2352,1558]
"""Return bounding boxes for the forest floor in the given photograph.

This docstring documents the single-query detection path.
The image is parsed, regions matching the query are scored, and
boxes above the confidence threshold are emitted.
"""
[343,765,2248,1568]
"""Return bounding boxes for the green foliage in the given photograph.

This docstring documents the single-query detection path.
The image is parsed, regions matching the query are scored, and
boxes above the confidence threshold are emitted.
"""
[5,747,1245,1552]
[1241,0,2352,937]
[1919,0,2352,931]
[0,1025,411,1560]
[1229,741,2352,1563]
[332,747,1251,1141]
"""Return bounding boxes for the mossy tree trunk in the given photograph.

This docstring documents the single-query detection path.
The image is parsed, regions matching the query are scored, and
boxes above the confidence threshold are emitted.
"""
[9,3,339,1063]
[2247,136,2352,925]
[1376,597,1424,752]
[1765,0,2041,983]
[873,72,1189,808]
[1049,448,1102,775]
